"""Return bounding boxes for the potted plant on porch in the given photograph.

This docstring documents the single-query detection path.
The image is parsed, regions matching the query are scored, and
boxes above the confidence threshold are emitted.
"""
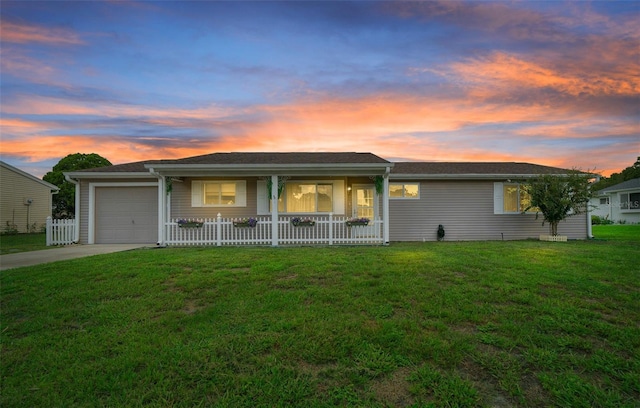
[346,217,370,227]
[233,217,258,228]
[291,217,316,227]
[177,219,204,228]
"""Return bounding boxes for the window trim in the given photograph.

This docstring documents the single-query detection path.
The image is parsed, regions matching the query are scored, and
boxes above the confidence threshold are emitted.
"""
[388,182,420,199]
[257,179,345,215]
[494,182,537,215]
[620,192,640,212]
[191,180,247,208]
[284,181,334,214]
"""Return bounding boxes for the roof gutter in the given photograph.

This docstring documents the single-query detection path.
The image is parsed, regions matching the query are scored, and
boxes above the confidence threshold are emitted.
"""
[143,163,393,177]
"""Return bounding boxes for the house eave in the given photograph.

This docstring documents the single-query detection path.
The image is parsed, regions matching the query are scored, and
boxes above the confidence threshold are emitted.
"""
[389,173,554,180]
[145,163,392,177]
[64,172,158,179]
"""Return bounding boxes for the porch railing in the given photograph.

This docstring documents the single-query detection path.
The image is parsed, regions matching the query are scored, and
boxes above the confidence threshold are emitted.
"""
[46,217,76,246]
[165,215,384,246]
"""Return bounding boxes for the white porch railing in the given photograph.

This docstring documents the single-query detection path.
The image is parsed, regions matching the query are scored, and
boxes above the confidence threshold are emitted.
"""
[165,215,384,246]
[46,217,76,246]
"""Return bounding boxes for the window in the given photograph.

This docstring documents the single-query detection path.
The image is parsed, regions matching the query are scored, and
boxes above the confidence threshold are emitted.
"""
[599,197,610,205]
[285,182,333,213]
[620,192,640,211]
[389,183,420,199]
[257,179,345,215]
[503,184,534,213]
[204,182,236,205]
[494,182,537,214]
[191,180,246,207]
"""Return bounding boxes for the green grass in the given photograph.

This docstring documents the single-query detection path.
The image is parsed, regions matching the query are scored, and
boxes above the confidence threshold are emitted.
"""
[592,224,640,241]
[1,231,639,407]
[0,233,47,255]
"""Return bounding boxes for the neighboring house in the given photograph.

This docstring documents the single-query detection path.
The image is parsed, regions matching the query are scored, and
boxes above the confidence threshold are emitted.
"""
[0,161,59,233]
[63,152,590,246]
[590,178,640,224]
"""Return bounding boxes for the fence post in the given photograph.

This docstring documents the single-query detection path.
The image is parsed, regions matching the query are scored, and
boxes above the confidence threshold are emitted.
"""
[216,213,222,246]
[329,213,333,245]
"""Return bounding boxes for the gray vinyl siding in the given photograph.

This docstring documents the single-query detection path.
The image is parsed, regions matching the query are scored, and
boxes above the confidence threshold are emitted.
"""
[78,179,90,244]
[389,180,588,241]
[170,177,259,219]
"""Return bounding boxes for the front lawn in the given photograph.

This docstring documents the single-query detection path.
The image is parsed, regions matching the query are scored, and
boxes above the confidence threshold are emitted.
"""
[1,233,638,407]
[0,233,47,255]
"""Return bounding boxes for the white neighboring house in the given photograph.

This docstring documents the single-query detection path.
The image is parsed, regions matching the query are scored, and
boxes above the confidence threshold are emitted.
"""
[591,178,640,224]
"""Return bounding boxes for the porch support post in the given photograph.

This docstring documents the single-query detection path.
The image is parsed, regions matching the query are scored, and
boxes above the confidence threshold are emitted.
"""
[383,168,390,245]
[156,174,167,246]
[271,174,279,246]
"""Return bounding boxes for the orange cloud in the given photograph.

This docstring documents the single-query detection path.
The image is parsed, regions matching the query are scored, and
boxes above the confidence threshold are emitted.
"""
[1,92,630,176]
[449,52,640,97]
[0,20,84,45]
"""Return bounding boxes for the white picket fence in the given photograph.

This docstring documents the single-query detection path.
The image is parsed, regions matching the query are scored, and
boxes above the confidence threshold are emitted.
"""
[165,215,384,246]
[46,217,76,246]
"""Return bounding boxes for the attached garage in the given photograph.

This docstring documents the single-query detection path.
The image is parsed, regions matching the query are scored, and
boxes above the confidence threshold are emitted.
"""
[93,185,158,244]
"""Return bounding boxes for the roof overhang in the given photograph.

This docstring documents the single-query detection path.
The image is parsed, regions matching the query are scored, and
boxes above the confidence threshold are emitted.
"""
[145,163,393,177]
[389,173,566,180]
[64,171,157,179]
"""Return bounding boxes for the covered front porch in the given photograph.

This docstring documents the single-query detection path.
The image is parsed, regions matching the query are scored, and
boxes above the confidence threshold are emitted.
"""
[145,153,393,247]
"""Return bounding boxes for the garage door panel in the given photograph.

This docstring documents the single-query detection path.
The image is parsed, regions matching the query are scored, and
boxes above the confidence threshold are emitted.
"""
[95,187,158,244]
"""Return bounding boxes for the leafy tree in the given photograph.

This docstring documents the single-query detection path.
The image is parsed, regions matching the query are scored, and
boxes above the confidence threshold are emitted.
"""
[522,171,593,236]
[591,157,640,191]
[43,153,111,218]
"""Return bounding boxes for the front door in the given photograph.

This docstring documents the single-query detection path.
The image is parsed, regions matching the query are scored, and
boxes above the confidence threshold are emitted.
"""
[352,185,377,236]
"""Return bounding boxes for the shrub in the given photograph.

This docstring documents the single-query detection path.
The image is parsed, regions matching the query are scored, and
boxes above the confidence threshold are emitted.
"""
[591,215,613,225]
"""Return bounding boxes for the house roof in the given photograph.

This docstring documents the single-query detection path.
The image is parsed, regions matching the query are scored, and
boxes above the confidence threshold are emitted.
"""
[144,152,392,177]
[0,160,59,190]
[597,178,640,194]
[74,160,168,173]
[170,152,390,165]
[66,153,578,180]
[66,153,392,178]
[390,161,573,179]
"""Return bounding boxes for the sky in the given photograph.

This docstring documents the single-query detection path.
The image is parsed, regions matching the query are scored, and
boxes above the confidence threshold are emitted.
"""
[1,1,638,178]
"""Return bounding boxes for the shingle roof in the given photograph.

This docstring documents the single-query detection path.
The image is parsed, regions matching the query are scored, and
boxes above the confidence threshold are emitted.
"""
[598,178,640,193]
[77,160,171,173]
[170,152,390,165]
[391,162,572,175]
[76,153,390,173]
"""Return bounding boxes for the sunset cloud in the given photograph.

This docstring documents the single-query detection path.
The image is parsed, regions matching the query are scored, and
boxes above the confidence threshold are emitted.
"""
[0,20,84,45]
[0,1,636,178]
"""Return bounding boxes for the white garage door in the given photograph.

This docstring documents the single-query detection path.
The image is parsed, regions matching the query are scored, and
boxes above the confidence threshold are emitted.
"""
[95,187,158,244]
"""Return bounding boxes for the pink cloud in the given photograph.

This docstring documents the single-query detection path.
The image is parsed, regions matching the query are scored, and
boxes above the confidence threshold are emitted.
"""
[0,20,84,45]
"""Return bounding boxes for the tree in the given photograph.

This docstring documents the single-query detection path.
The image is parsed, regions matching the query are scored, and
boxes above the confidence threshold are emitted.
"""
[522,171,593,236]
[590,157,640,191]
[43,153,112,218]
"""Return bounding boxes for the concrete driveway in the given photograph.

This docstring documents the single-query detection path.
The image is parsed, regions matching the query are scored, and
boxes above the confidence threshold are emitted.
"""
[0,244,152,271]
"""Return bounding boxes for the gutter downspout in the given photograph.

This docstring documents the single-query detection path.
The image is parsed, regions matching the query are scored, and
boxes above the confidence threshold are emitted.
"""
[64,174,80,243]
[148,168,166,246]
[587,202,593,239]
